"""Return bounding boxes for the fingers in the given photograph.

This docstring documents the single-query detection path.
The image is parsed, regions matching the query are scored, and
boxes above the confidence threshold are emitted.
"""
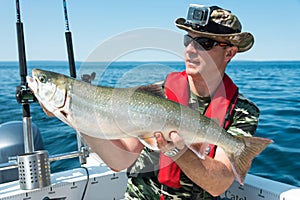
[169,132,185,150]
[154,132,173,152]
[154,131,186,152]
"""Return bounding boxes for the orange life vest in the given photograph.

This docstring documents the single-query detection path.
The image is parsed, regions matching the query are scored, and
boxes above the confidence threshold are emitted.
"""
[158,71,238,188]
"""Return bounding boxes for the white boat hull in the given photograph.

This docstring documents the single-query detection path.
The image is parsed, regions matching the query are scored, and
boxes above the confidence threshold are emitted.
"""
[0,153,299,200]
[0,154,127,200]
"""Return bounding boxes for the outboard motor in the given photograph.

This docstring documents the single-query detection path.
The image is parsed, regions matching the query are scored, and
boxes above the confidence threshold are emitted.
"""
[0,121,44,183]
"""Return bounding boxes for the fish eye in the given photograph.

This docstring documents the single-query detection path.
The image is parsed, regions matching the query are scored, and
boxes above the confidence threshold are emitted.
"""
[38,74,47,83]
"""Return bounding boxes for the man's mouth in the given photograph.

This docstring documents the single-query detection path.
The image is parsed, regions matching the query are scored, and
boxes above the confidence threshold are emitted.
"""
[186,59,200,66]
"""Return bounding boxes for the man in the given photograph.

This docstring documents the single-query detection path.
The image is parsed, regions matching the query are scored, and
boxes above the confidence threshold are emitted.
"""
[82,4,259,200]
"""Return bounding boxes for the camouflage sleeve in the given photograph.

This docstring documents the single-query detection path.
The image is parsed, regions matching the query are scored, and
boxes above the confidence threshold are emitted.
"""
[227,94,260,137]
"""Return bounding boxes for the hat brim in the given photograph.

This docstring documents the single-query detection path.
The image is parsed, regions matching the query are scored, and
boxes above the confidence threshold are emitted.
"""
[175,18,254,52]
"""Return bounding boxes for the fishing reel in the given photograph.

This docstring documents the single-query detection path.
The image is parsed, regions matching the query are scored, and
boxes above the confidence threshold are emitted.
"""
[16,84,36,104]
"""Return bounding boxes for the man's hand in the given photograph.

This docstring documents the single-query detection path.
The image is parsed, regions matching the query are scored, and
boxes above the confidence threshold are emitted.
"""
[154,131,187,157]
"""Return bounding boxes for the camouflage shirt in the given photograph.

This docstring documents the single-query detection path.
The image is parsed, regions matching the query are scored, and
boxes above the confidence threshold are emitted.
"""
[125,83,259,200]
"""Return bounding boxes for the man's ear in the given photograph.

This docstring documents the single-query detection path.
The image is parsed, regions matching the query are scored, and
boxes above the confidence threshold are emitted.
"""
[225,46,238,62]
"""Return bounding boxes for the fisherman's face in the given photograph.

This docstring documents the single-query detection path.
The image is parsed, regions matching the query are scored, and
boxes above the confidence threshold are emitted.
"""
[184,31,229,79]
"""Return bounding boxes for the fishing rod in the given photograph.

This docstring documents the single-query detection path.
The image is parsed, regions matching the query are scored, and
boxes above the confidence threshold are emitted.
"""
[63,0,76,78]
[15,0,35,153]
[62,0,90,165]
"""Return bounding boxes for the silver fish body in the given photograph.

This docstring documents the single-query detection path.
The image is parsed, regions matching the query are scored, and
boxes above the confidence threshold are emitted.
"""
[27,68,273,184]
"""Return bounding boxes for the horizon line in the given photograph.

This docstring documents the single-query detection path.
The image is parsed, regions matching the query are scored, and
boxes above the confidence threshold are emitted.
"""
[1,59,300,63]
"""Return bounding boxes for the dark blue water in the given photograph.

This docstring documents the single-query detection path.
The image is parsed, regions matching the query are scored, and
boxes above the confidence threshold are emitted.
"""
[0,61,299,187]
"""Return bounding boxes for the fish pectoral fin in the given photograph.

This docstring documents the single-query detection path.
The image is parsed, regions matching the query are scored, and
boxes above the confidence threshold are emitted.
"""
[138,134,159,151]
[188,142,210,160]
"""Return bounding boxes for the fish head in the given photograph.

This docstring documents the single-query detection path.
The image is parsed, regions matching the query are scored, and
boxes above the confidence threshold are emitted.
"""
[27,68,70,114]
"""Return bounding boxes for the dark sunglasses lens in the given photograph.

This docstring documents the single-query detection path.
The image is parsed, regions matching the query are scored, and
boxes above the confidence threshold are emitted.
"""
[184,35,193,47]
[184,35,216,50]
[195,38,215,50]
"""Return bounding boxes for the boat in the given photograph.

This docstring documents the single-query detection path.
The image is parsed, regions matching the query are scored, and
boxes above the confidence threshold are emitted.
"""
[0,120,298,199]
[1,1,299,200]
[0,143,299,200]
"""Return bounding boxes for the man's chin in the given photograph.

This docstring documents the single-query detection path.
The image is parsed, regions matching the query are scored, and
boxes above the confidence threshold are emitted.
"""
[185,67,200,76]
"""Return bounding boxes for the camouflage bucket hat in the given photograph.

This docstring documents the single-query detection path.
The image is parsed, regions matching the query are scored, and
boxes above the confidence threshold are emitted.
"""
[175,4,254,52]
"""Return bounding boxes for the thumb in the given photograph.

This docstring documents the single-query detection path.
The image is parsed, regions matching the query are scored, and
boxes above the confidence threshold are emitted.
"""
[154,132,168,150]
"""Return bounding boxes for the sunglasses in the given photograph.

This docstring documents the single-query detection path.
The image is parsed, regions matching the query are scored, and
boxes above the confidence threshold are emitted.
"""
[184,34,230,51]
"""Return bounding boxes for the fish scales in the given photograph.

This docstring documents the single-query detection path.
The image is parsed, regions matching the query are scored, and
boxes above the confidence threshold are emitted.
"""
[27,68,273,184]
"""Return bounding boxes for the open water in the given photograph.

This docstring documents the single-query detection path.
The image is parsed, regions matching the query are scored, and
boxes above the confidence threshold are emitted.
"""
[0,61,299,187]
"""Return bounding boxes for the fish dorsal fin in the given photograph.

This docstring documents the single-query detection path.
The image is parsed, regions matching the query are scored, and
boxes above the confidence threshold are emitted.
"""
[135,81,165,98]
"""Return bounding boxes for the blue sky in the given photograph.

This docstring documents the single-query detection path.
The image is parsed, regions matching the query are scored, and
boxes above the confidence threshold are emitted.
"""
[0,0,300,62]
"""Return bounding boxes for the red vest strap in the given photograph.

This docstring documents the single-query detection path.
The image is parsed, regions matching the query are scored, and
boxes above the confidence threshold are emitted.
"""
[205,74,238,129]
[164,71,189,106]
[158,71,189,188]
[158,71,238,188]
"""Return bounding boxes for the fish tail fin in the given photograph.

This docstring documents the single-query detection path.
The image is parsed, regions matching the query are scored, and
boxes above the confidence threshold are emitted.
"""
[227,136,273,185]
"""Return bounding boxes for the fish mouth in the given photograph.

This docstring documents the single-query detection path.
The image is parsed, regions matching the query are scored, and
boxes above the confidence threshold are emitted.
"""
[26,76,38,94]
[26,75,68,117]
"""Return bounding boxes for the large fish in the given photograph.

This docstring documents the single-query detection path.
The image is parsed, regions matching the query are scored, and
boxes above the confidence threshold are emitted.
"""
[27,68,273,184]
